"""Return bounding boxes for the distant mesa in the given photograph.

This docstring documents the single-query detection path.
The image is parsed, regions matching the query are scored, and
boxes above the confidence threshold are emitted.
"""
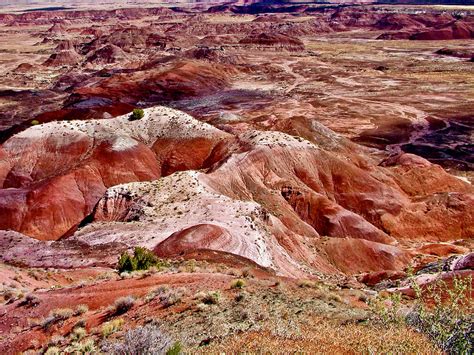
[435,47,474,59]
[378,20,474,41]
[239,32,305,51]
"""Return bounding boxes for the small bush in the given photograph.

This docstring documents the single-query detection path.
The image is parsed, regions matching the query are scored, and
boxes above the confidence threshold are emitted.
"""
[73,319,86,329]
[369,292,403,326]
[47,335,65,347]
[102,318,124,338]
[117,247,164,273]
[231,279,246,289]
[71,327,87,341]
[166,341,182,355]
[406,276,473,354]
[66,339,97,354]
[114,296,135,315]
[298,279,315,288]
[105,324,175,354]
[234,292,246,302]
[75,304,88,315]
[202,291,221,305]
[42,307,74,329]
[52,308,74,320]
[44,346,60,355]
[129,108,144,121]
[31,120,40,125]
[21,294,40,307]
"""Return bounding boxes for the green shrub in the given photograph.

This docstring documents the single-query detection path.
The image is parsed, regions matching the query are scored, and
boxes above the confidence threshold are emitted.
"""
[129,108,144,121]
[370,292,403,326]
[70,327,87,341]
[231,279,246,289]
[102,318,124,337]
[117,247,164,273]
[166,341,182,355]
[65,339,97,353]
[406,276,473,354]
[30,119,40,125]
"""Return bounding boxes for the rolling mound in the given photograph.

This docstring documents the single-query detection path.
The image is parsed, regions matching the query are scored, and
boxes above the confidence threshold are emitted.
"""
[43,49,82,67]
[0,107,230,241]
[410,21,474,41]
[2,107,471,279]
[86,44,129,64]
[66,60,234,106]
[239,32,305,51]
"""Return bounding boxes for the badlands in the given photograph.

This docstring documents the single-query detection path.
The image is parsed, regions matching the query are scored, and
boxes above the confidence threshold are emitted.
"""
[0,1,473,354]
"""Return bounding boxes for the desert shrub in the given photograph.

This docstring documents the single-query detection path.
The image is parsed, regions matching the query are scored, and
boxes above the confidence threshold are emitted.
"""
[118,253,137,273]
[117,247,164,273]
[42,308,74,329]
[104,324,177,355]
[297,279,316,288]
[134,247,159,270]
[114,296,135,315]
[370,292,404,326]
[47,335,65,347]
[44,346,60,355]
[231,279,246,289]
[30,120,40,125]
[75,304,89,315]
[160,291,182,308]
[147,286,184,308]
[21,294,40,307]
[129,108,144,121]
[234,292,246,302]
[52,308,74,320]
[102,318,124,338]
[406,276,473,354]
[202,291,221,305]
[166,341,182,355]
[65,339,97,354]
[70,327,87,341]
[73,319,86,329]
[242,267,252,278]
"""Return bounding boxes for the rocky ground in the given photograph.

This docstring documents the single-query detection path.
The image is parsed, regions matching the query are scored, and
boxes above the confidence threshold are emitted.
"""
[0,2,473,354]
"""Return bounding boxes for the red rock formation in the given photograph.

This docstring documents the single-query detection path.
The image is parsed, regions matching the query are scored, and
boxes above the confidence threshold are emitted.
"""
[410,21,474,41]
[55,39,76,51]
[454,253,474,271]
[13,63,34,73]
[48,22,67,34]
[436,47,474,59]
[45,125,471,277]
[43,50,82,67]
[375,13,424,31]
[239,32,305,51]
[67,60,233,105]
[86,44,129,64]
[0,107,230,240]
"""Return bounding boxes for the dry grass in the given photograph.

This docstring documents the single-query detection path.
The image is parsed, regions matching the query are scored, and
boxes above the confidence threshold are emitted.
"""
[200,318,441,354]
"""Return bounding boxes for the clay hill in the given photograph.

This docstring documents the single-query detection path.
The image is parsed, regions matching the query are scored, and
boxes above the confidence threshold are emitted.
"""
[239,33,305,51]
[1,107,472,278]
